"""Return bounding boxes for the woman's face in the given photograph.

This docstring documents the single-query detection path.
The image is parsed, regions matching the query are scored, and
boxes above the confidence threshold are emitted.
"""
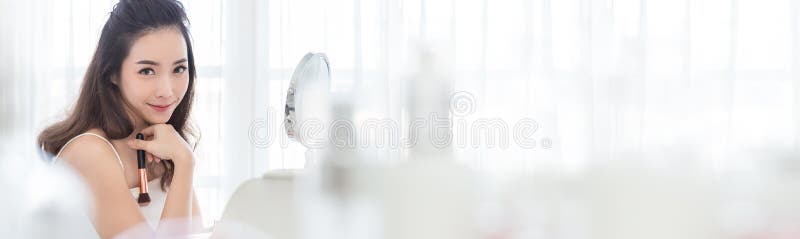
[119,27,189,125]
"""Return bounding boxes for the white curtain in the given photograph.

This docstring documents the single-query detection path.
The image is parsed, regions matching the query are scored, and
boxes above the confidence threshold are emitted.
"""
[2,0,799,225]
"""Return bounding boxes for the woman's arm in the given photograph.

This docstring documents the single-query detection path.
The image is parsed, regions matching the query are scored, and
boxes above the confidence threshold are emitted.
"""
[59,136,149,239]
[127,124,199,236]
[192,190,206,232]
[156,152,195,235]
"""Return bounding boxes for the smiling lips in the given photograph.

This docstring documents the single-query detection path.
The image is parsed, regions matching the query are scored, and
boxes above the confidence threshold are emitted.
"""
[147,103,173,112]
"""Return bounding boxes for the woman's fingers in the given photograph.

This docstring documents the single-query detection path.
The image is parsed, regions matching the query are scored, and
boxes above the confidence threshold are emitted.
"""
[128,139,150,151]
[127,138,151,151]
[129,123,191,166]
[146,151,162,163]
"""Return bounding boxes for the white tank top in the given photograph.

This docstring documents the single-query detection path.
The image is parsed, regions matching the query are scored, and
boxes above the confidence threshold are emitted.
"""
[52,132,167,229]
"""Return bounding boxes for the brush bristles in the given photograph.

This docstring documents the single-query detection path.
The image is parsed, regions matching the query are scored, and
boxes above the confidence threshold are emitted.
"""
[138,193,151,206]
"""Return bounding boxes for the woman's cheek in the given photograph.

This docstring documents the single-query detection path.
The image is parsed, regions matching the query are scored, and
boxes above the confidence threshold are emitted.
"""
[176,77,189,98]
[121,78,144,106]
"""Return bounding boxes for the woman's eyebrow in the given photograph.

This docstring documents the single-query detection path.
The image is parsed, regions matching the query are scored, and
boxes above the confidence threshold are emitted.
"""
[135,59,186,66]
[173,58,187,65]
[136,60,160,66]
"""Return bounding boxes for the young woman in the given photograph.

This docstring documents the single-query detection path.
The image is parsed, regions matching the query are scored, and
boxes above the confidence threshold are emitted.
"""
[38,0,204,237]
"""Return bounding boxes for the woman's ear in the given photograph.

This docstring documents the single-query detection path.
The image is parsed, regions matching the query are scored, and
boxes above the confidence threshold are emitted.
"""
[111,75,120,86]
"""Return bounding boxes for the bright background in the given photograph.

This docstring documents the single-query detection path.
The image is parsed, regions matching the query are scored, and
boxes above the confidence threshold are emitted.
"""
[2,0,800,226]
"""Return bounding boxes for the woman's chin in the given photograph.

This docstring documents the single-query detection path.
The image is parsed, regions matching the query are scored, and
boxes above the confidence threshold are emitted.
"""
[145,116,171,125]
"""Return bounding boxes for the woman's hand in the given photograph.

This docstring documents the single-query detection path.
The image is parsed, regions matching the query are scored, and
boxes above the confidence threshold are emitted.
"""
[127,124,194,168]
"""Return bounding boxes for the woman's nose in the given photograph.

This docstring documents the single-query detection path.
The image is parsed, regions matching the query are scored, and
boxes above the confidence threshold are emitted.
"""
[155,74,174,99]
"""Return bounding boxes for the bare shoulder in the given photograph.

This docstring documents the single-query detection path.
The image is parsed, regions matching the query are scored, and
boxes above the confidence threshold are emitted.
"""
[58,129,147,237]
[58,129,124,180]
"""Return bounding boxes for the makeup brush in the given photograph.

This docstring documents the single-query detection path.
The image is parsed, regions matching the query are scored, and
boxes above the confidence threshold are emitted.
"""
[136,133,151,206]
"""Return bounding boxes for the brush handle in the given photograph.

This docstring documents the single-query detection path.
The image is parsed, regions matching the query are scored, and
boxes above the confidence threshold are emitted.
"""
[135,133,149,195]
[136,133,146,169]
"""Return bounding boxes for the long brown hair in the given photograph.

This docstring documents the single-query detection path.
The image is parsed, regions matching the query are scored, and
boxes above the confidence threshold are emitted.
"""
[38,0,197,191]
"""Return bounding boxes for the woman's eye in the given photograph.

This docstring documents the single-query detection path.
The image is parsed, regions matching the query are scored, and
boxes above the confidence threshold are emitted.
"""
[174,66,187,74]
[138,68,156,75]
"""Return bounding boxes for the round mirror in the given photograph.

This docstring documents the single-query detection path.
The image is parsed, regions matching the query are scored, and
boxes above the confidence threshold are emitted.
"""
[284,53,331,145]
